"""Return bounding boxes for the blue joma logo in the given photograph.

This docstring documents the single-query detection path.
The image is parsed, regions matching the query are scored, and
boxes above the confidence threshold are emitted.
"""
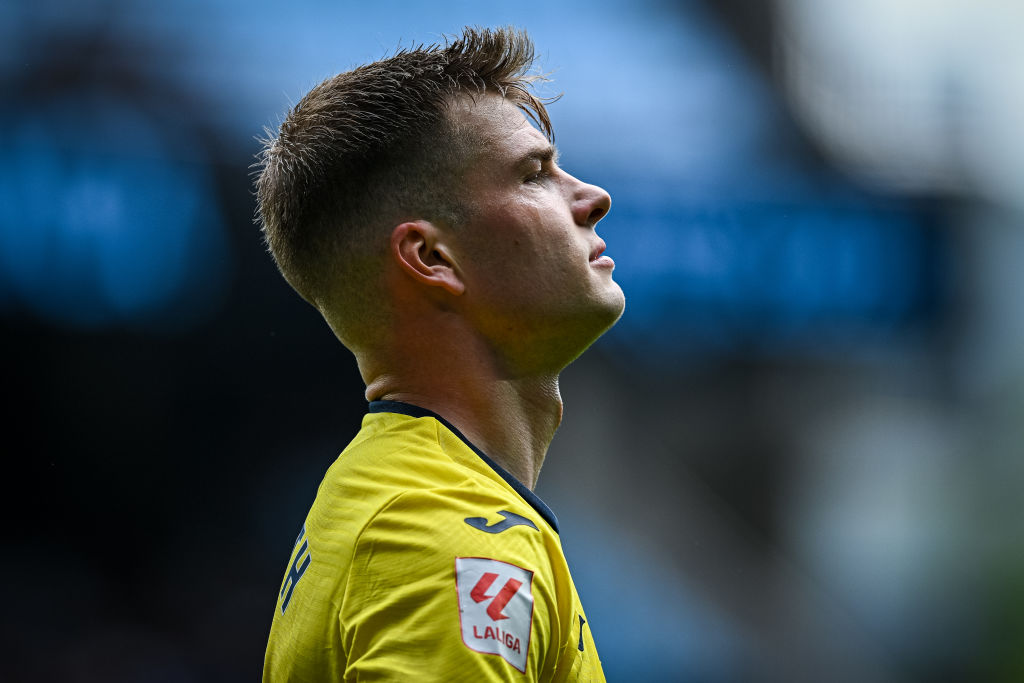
[464,510,538,534]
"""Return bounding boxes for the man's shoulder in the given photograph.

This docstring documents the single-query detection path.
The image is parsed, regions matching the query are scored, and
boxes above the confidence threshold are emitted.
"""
[342,484,560,623]
[368,484,550,547]
[329,409,467,479]
[309,410,553,548]
[320,410,532,513]
[346,470,557,578]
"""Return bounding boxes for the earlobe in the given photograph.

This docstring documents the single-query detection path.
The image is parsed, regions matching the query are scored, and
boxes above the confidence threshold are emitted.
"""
[390,221,465,296]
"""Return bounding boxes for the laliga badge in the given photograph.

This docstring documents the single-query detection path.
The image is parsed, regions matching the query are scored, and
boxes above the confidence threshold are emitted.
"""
[455,557,535,672]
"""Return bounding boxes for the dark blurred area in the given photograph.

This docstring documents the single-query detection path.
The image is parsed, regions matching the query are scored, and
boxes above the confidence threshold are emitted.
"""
[5,1,1024,681]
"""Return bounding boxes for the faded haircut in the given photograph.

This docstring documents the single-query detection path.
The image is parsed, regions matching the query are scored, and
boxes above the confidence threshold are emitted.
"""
[255,26,553,348]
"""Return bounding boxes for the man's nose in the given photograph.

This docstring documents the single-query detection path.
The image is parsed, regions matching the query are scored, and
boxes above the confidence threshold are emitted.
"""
[571,179,612,228]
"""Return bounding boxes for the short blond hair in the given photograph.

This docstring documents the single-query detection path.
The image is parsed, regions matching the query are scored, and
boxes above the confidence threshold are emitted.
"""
[255,26,553,347]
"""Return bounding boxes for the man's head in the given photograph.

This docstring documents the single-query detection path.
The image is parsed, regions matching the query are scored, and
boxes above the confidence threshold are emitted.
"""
[256,26,623,374]
[256,27,552,348]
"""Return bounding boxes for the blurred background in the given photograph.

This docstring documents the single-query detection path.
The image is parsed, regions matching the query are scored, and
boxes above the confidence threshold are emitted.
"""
[4,0,1024,681]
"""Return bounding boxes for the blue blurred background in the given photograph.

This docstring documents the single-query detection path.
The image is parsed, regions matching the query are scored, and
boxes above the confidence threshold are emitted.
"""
[5,1,1024,681]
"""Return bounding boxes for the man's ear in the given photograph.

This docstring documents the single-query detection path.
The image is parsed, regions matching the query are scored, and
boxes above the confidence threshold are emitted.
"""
[390,220,465,296]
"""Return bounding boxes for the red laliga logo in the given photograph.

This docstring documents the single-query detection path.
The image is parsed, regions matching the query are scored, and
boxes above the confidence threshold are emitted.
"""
[471,571,523,620]
[456,557,535,672]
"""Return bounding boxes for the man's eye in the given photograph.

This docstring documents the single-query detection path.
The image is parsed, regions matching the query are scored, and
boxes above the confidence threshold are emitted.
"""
[525,170,548,183]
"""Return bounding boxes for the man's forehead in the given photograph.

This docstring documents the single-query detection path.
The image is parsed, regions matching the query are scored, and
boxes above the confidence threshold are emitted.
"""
[448,92,549,154]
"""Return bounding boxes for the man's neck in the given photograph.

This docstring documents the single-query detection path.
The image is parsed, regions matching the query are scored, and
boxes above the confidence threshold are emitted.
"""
[362,350,563,490]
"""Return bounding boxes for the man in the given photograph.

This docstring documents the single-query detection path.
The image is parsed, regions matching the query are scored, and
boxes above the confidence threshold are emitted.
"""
[257,26,624,681]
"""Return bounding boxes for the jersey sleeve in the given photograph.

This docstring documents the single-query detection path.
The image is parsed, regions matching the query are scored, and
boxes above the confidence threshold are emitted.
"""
[338,487,567,681]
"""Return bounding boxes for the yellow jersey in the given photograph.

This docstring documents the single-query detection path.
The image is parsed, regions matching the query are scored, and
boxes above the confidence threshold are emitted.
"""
[262,401,605,682]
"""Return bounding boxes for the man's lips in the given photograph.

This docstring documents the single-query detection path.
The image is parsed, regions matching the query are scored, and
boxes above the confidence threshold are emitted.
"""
[589,240,614,268]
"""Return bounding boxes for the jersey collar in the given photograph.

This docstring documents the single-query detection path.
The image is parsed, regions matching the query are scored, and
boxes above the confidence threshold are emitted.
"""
[367,400,560,534]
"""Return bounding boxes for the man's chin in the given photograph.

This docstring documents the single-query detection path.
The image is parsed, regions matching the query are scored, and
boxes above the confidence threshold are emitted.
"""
[563,292,626,362]
[600,284,626,328]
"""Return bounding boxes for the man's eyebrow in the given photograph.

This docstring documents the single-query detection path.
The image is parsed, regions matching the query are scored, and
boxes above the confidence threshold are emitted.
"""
[514,144,560,167]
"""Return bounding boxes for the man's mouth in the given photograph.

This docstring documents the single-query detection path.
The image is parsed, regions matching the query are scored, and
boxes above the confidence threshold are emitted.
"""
[589,240,614,268]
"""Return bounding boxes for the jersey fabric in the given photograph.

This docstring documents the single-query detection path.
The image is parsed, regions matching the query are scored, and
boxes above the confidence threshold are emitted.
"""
[262,401,605,682]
